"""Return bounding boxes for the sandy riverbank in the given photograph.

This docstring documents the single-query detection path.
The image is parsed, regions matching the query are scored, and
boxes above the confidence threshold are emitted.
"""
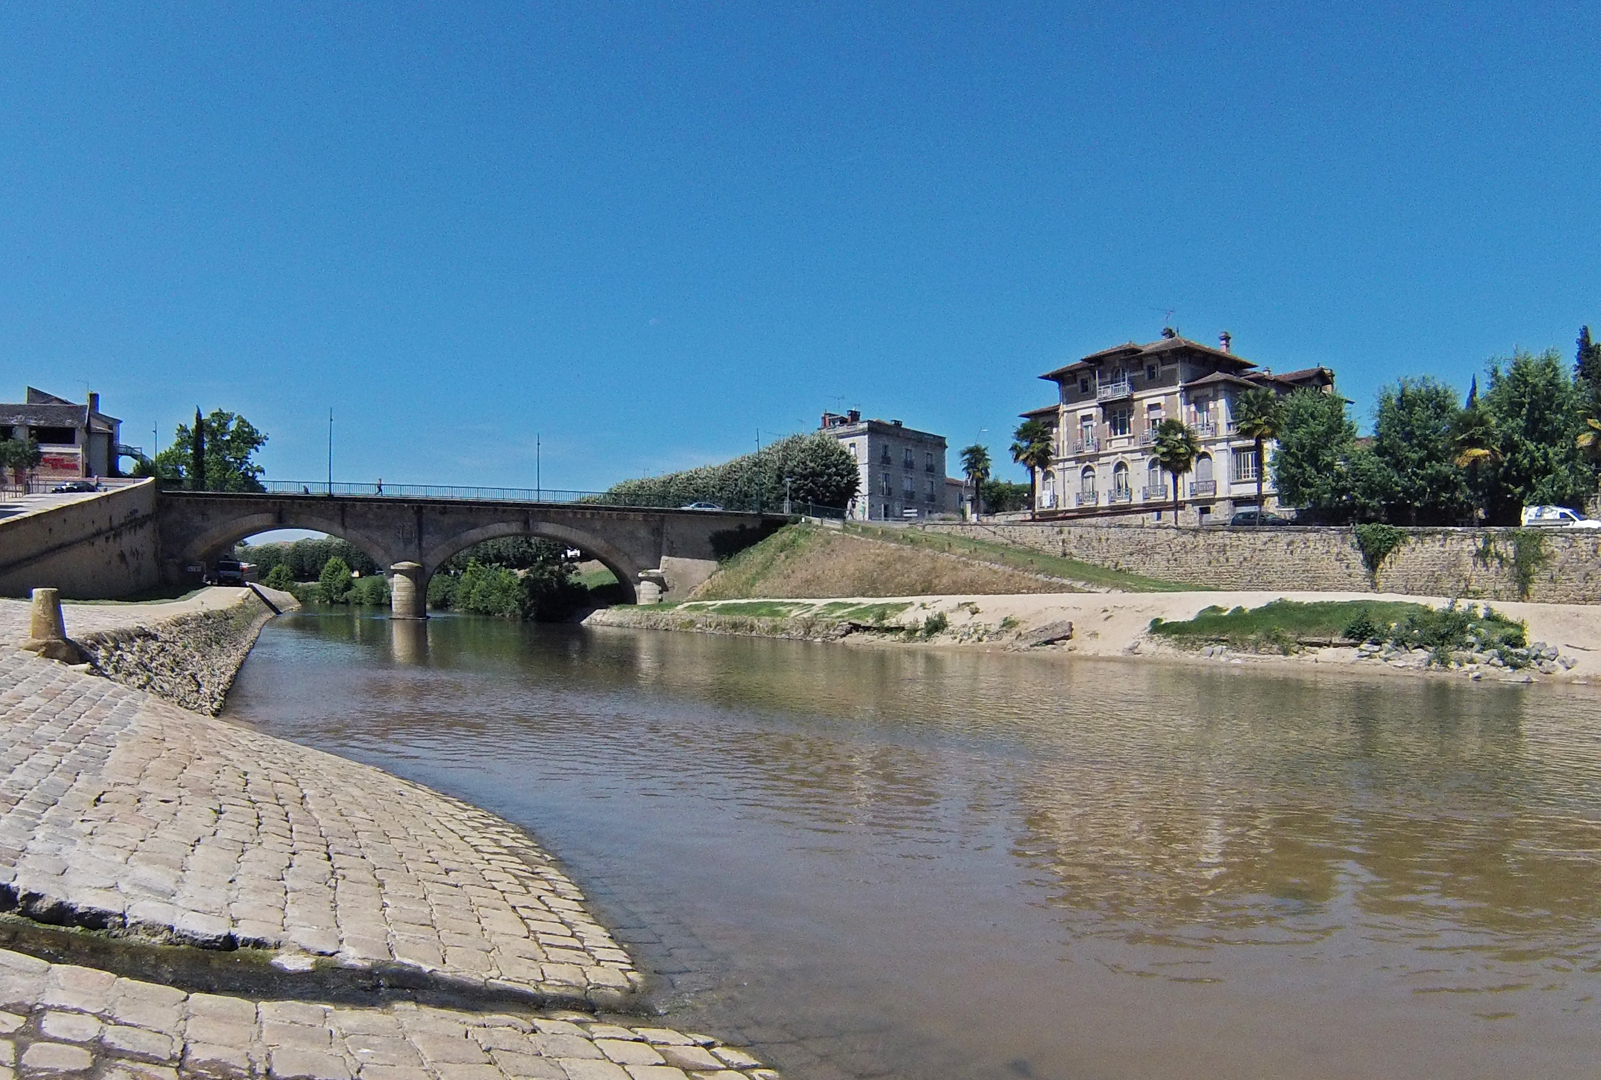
[590,589,1601,683]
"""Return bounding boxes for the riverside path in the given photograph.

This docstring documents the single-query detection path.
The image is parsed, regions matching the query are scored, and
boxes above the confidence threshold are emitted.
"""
[0,599,781,1079]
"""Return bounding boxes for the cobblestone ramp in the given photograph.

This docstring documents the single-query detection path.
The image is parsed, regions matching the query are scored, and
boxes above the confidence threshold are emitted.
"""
[0,651,638,1007]
[0,948,776,1080]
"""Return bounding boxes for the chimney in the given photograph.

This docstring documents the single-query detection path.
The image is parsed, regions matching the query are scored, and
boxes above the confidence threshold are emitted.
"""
[848,409,860,423]
[1160,327,1177,339]
[1218,331,1232,353]
[88,392,99,413]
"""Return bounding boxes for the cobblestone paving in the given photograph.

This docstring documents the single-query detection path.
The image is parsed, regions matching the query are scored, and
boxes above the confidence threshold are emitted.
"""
[0,947,777,1080]
[0,648,638,1006]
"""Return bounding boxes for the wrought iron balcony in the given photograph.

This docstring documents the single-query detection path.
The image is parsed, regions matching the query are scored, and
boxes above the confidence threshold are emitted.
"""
[1142,486,1168,501]
[1096,379,1133,402]
[1108,488,1133,504]
[1191,479,1217,497]
[1140,428,1157,445]
[1073,436,1099,454]
[1192,420,1219,437]
[1076,491,1098,506]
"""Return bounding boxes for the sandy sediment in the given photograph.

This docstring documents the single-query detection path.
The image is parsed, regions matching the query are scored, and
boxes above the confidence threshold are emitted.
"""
[591,589,1601,684]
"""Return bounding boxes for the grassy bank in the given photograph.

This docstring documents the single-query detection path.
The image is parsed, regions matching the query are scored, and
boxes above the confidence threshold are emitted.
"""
[1150,599,1529,662]
[865,524,1199,592]
[690,523,1187,600]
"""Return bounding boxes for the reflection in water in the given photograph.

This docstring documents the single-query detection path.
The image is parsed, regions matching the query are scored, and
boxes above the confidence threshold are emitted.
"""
[227,612,1601,1080]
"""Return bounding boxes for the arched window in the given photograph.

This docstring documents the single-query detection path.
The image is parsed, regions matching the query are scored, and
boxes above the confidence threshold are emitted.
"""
[1080,466,1096,495]
[1040,470,1056,509]
[1193,453,1215,497]
[1146,459,1164,499]
[1112,461,1130,494]
[1195,454,1213,482]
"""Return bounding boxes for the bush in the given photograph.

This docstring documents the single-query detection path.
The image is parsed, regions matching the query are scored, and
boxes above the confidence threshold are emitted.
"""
[318,557,353,603]
[348,575,391,607]
[600,432,860,511]
[262,564,296,591]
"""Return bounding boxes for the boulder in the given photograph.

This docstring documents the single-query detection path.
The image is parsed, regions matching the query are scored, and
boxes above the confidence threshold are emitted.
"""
[1014,620,1074,648]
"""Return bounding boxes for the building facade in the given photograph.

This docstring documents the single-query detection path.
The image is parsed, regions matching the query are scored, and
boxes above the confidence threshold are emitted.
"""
[1023,332,1334,524]
[819,410,956,520]
[0,388,124,481]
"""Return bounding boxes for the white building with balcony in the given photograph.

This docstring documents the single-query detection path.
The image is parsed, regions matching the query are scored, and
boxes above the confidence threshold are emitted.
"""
[1021,331,1335,524]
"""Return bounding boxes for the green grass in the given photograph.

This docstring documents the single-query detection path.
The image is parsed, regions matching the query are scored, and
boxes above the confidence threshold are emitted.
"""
[809,600,913,623]
[677,600,812,619]
[1149,599,1527,658]
[575,567,619,589]
[856,523,1198,592]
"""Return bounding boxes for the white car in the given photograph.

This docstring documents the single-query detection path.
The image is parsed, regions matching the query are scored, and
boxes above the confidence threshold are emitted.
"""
[1520,505,1601,529]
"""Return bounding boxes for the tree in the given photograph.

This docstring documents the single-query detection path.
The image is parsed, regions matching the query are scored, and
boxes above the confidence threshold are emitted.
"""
[1270,389,1362,522]
[189,408,206,491]
[1578,417,1601,462]
[0,438,42,487]
[980,479,1031,513]
[262,564,297,591]
[153,410,268,492]
[959,444,991,516]
[1151,418,1200,520]
[1230,387,1282,511]
[318,556,353,603]
[600,432,858,512]
[1009,419,1054,507]
[1576,326,1601,412]
[1370,377,1471,525]
[1479,349,1594,524]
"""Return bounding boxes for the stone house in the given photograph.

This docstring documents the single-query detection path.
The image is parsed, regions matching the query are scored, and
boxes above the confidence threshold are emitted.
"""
[1022,332,1335,524]
[819,410,957,520]
[0,388,124,481]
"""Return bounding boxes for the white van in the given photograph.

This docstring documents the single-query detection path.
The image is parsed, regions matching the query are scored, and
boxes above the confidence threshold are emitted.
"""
[1520,505,1601,529]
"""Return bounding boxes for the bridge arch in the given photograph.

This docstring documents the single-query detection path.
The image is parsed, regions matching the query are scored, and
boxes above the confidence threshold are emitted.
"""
[420,520,641,605]
[173,510,401,580]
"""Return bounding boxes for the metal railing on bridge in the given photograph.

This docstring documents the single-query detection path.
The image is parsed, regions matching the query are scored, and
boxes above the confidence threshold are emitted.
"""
[161,479,847,518]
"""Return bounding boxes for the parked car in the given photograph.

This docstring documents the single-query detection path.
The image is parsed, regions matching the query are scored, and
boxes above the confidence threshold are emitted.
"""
[210,559,246,586]
[679,501,724,511]
[50,480,100,494]
[1520,505,1601,529]
[1229,508,1290,527]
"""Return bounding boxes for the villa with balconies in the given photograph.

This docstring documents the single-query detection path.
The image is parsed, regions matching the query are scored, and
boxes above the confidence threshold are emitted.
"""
[1020,331,1335,524]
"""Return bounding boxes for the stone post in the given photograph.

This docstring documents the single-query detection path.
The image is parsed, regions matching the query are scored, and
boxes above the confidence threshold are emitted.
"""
[389,562,427,620]
[636,569,667,605]
[21,588,83,663]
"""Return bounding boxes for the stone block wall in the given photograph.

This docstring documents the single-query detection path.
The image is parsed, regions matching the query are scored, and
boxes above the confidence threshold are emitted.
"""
[0,480,161,599]
[923,523,1601,604]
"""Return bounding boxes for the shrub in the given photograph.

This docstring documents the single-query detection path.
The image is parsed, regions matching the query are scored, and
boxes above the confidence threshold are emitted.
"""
[262,564,296,591]
[1353,523,1407,579]
[318,557,353,603]
[348,575,391,607]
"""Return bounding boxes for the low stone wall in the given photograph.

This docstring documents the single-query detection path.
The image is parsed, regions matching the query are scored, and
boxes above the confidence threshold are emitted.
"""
[925,522,1601,604]
[0,480,162,599]
[74,586,296,714]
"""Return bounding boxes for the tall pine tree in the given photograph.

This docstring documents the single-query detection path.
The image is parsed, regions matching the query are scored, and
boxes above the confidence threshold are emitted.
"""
[189,407,207,491]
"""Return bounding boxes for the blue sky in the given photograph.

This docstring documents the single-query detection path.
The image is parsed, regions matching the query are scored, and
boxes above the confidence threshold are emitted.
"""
[1,2,1596,490]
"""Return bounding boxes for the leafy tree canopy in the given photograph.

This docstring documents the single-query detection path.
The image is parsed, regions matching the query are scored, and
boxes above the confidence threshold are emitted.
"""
[1370,376,1472,525]
[1270,389,1360,520]
[152,410,267,492]
[1480,349,1593,524]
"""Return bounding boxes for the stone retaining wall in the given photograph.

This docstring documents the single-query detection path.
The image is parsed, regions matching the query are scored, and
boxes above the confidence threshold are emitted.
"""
[924,523,1601,604]
[0,480,161,599]
[74,586,295,714]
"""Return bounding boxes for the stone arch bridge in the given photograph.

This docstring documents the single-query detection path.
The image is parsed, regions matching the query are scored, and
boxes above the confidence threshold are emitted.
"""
[156,491,784,617]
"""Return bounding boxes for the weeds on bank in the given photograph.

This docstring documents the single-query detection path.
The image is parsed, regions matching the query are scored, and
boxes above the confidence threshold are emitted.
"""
[1149,598,1527,661]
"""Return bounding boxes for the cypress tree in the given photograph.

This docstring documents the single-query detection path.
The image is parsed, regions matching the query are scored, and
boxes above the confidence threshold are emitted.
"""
[1576,326,1601,411]
[190,407,207,491]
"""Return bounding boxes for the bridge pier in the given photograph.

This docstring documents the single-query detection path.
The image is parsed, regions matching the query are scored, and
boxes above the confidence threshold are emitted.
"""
[389,562,427,620]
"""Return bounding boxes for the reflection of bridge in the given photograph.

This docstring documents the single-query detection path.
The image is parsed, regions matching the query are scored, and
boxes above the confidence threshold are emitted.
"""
[156,490,784,617]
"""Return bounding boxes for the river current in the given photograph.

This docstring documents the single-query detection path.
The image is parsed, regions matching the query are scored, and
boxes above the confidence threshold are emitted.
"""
[225,611,1601,1079]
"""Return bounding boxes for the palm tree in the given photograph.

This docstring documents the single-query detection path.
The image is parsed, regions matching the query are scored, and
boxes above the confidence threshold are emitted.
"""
[1452,402,1499,469]
[1151,418,1200,521]
[1010,419,1054,510]
[1577,417,1601,461]
[960,444,991,517]
[1231,387,1282,511]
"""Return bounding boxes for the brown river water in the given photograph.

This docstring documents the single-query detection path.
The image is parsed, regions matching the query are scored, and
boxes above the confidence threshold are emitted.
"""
[224,611,1601,1080]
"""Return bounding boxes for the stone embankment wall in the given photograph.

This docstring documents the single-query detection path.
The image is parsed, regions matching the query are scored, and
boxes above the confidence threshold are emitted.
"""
[0,480,161,599]
[74,586,295,714]
[924,523,1601,604]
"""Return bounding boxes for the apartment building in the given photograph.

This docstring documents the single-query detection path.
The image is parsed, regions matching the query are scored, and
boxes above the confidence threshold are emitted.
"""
[1023,331,1334,523]
[0,387,124,480]
[819,410,953,520]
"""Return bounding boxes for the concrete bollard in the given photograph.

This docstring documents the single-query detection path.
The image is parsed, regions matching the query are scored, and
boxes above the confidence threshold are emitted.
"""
[21,588,83,663]
[389,562,427,620]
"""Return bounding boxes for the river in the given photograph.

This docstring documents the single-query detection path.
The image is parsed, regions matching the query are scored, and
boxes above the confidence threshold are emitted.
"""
[224,610,1601,1080]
